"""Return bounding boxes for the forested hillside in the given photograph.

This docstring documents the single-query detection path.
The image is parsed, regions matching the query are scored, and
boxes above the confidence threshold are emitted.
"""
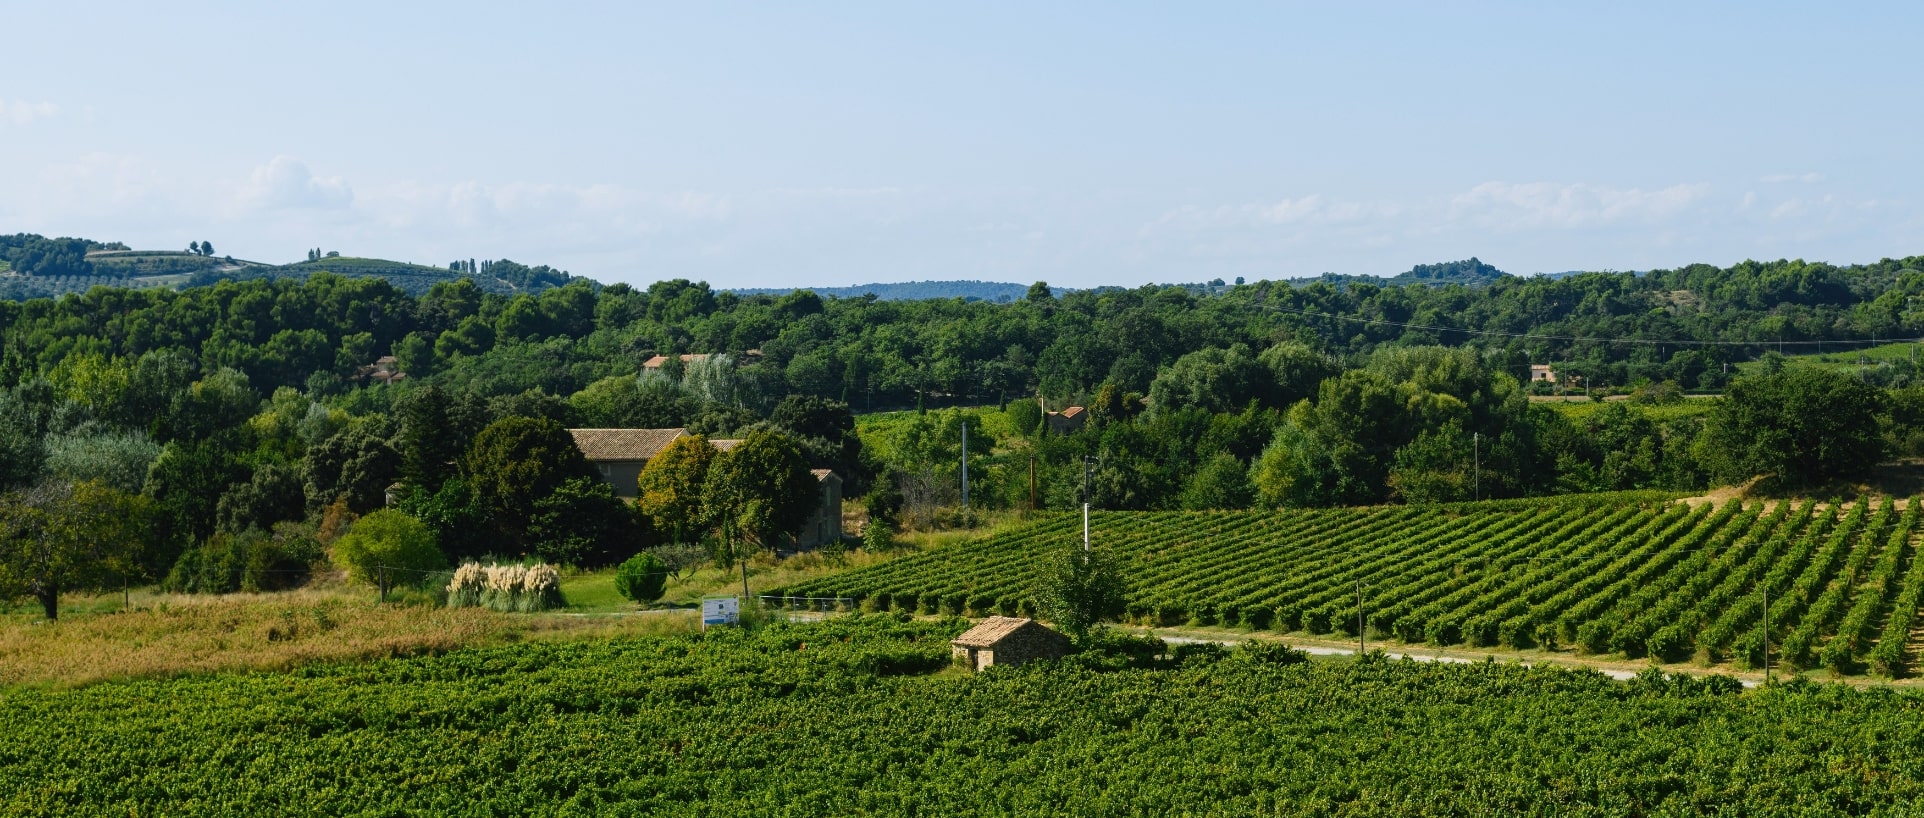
[2,248,1924,616]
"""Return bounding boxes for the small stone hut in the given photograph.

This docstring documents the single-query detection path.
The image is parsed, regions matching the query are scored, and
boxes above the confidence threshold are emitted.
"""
[950,617,1069,671]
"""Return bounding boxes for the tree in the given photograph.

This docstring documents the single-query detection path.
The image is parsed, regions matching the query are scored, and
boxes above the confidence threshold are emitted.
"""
[215,463,306,534]
[636,434,718,541]
[1148,344,1267,414]
[200,241,215,257]
[1702,368,1885,486]
[45,430,161,493]
[1026,281,1054,303]
[330,509,444,599]
[701,430,818,595]
[769,394,864,486]
[189,241,202,255]
[1179,453,1255,510]
[1039,540,1126,641]
[395,385,462,489]
[614,552,669,604]
[462,416,634,564]
[0,481,154,620]
[302,424,400,514]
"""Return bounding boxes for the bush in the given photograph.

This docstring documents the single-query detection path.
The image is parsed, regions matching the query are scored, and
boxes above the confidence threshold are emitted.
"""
[446,561,567,612]
[331,509,445,597]
[615,553,669,604]
[163,524,322,594]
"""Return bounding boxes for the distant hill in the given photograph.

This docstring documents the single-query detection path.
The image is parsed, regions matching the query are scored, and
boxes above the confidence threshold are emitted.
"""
[1282,258,1512,290]
[197,257,532,296]
[0,234,581,299]
[729,280,1034,302]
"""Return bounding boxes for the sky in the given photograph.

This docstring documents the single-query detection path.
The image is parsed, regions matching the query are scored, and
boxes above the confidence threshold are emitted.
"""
[3,2,1921,289]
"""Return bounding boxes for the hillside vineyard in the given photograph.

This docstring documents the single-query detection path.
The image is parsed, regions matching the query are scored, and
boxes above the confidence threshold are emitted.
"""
[9,618,1924,815]
[780,496,1924,675]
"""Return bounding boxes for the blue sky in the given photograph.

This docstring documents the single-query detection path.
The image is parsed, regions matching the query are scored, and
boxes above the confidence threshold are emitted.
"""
[3,2,1919,288]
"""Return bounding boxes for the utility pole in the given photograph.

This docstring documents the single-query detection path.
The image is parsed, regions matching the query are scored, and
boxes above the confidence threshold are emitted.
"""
[1082,455,1095,553]
[1028,454,1037,511]
[960,422,969,524]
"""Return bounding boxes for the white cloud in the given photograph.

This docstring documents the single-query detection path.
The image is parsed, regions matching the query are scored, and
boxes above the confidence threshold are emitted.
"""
[1449,181,1711,230]
[238,156,353,210]
[1761,172,1824,183]
[1,100,57,126]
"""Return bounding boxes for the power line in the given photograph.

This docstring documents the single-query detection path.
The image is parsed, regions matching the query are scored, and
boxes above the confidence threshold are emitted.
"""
[1253,301,1924,349]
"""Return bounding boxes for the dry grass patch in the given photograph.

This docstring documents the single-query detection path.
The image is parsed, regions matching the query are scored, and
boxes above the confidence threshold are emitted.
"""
[0,588,696,688]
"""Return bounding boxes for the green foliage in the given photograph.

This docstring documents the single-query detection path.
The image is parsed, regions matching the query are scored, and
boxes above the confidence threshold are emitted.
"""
[8,617,1924,814]
[785,498,1924,676]
[459,413,634,562]
[1704,368,1885,486]
[1178,452,1255,510]
[330,509,445,593]
[0,480,156,619]
[163,523,322,594]
[614,552,669,604]
[43,429,160,493]
[1148,343,1268,414]
[702,429,819,560]
[636,434,719,539]
[1039,541,1126,640]
[301,423,400,514]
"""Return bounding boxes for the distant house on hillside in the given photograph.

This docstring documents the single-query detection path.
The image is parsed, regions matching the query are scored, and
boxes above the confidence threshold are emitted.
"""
[567,428,688,499]
[951,617,1069,671]
[1529,364,1557,384]
[641,350,763,370]
[1045,406,1087,435]
[642,353,708,370]
[358,355,406,385]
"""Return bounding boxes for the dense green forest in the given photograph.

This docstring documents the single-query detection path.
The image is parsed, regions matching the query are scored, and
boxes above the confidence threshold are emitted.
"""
[3,239,1924,614]
[5,616,1923,816]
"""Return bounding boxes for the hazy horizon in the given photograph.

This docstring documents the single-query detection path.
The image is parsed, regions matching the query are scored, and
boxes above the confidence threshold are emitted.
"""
[5,2,1919,289]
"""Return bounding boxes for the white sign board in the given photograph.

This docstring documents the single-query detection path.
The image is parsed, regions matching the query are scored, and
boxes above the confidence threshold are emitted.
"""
[701,596,739,629]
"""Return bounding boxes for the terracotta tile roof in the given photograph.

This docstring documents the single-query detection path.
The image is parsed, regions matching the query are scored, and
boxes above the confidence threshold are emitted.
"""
[811,468,836,481]
[1060,406,1084,417]
[709,438,743,452]
[952,616,1041,647]
[567,428,687,461]
[642,353,710,369]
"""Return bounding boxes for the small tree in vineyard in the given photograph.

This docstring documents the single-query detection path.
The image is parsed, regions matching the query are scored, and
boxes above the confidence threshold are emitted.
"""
[1040,540,1126,642]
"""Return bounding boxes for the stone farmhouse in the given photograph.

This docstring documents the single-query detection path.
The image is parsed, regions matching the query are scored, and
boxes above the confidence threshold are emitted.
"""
[950,616,1069,671]
[567,428,843,549]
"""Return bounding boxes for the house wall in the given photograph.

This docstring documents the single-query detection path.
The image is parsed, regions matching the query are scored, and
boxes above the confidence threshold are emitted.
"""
[591,461,646,499]
[796,476,843,549]
[971,625,1068,669]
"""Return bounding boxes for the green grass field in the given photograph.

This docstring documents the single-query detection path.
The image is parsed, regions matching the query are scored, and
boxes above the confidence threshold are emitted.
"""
[1735,340,1924,375]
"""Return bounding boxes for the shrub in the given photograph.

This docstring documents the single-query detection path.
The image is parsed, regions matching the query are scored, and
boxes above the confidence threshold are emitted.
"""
[331,510,445,597]
[615,553,669,605]
[445,561,567,612]
[163,523,323,594]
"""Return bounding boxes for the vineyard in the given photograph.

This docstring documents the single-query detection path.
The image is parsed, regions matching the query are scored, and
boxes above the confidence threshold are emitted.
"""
[7,616,1924,815]
[780,495,1924,676]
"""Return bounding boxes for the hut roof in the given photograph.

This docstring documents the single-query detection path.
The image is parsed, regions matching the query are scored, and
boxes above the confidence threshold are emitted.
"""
[952,616,1045,648]
[567,428,687,462]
